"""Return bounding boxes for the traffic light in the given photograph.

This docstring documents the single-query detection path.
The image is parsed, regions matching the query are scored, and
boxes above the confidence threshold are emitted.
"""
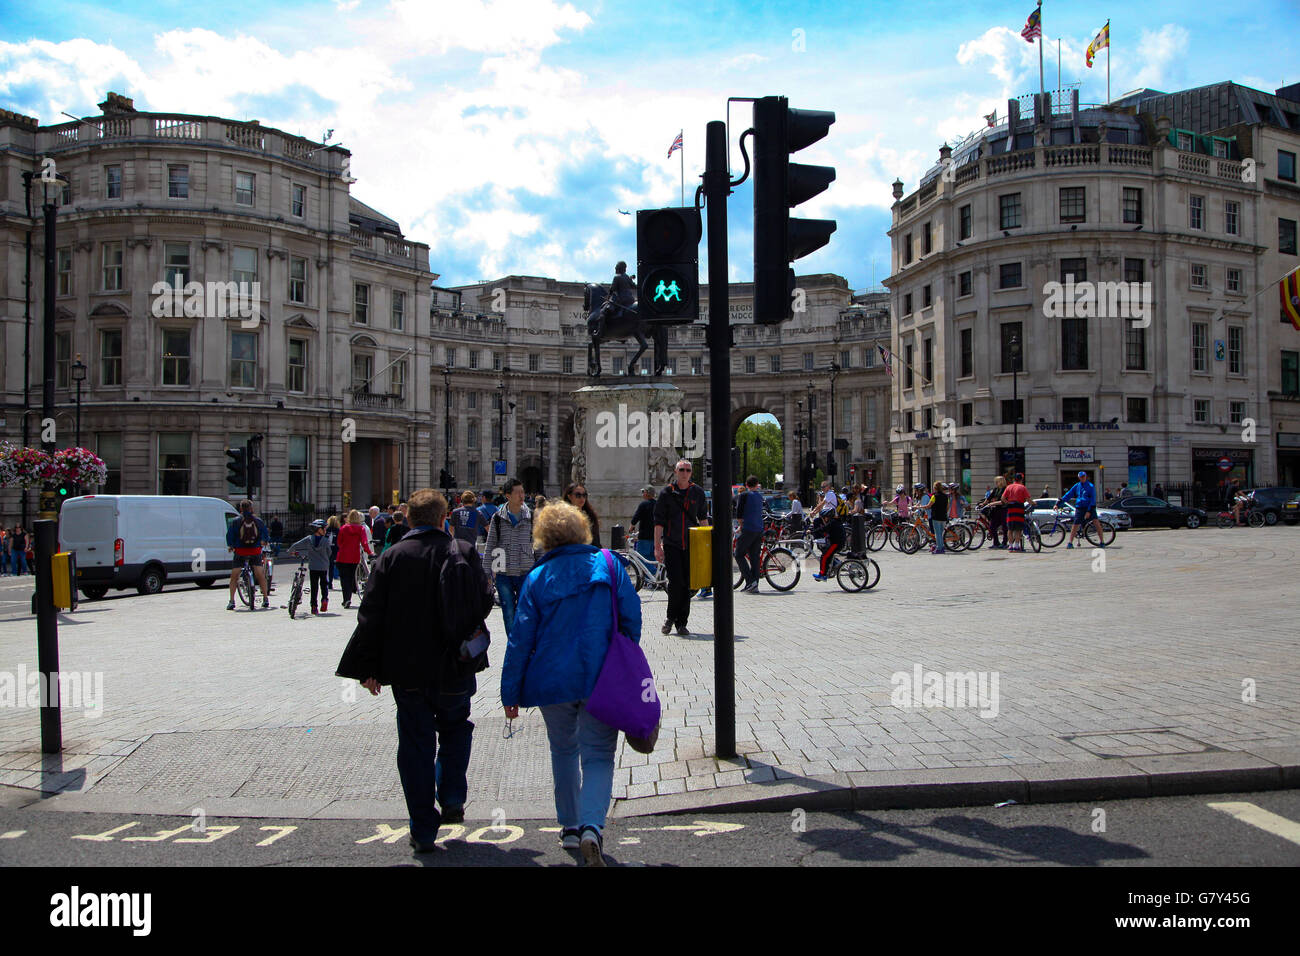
[701,458,712,480]
[226,447,247,488]
[248,455,263,495]
[439,468,456,490]
[636,207,701,323]
[730,446,741,476]
[826,453,838,477]
[752,95,836,324]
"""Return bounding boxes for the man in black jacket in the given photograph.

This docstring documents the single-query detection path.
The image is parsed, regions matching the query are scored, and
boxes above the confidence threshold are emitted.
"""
[336,488,493,852]
[654,459,709,636]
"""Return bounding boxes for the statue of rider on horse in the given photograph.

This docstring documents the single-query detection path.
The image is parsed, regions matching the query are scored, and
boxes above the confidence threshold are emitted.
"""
[585,261,667,378]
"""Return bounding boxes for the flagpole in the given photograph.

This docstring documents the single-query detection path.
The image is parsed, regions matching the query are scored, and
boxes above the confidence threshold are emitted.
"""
[1106,20,1111,104]
[1037,1,1045,100]
[679,129,685,207]
[1057,38,1061,96]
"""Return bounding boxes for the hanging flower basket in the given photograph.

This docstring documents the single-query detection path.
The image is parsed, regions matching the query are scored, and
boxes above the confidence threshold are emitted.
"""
[54,447,109,487]
[0,443,107,489]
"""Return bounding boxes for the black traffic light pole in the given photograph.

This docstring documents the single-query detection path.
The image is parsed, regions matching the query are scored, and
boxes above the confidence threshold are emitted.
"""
[704,119,735,760]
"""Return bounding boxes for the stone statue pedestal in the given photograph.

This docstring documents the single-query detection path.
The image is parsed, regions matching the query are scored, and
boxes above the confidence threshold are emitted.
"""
[569,382,696,546]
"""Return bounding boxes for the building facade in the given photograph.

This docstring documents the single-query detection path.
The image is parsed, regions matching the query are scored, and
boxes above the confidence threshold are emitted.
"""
[885,81,1300,502]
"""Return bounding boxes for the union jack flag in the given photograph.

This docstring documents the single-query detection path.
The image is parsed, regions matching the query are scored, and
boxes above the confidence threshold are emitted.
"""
[877,344,894,378]
[1020,5,1041,42]
[668,131,683,158]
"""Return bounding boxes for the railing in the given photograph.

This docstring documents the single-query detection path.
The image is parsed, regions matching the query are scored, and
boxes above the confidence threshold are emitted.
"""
[899,195,917,215]
[51,123,78,144]
[348,389,405,410]
[987,150,1036,176]
[283,137,314,160]
[955,162,981,186]
[1178,153,1210,175]
[1044,144,1099,167]
[92,117,131,139]
[154,117,203,139]
[384,238,412,258]
[350,227,373,249]
[917,180,937,205]
[225,122,266,151]
[1215,159,1244,181]
[1108,145,1152,166]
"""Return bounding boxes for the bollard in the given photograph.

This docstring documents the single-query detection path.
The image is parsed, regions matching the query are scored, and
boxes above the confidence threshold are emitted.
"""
[850,513,866,553]
[610,524,625,550]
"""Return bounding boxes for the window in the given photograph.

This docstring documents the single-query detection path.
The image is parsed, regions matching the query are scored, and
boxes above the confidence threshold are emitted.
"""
[1062,397,1089,423]
[102,241,123,291]
[959,328,973,378]
[444,346,455,367]
[904,412,913,432]
[769,354,781,372]
[744,355,756,374]
[161,329,190,386]
[57,247,72,295]
[100,329,122,385]
[613,356,623,374]
[60,178,72,205]
[1127,397,1148,423]
[1228,326,1243,375]
[959,204,972,240]
[354,283,369,324]
[469,349,480,369]
[904,344,914,388]
[1177,132,1193,151]
[691,356,702,375]
[1124,258,1145,284]
[1213,140,1229,159]
[1060,258,1087,284]
[493,352,503,371]
[55,332,71,388]
[233,246,257,285]
[1000,399,1023,425]
[1061,318,1088,369]
[1190,263,1208,289]
[922,285,932,309]
[391,360,406,402]
[1229,401,1245,425]
[167,164,189,199]
[105,164,122,200]
[97,433,122,493]
[291,183,306,218]
[864,347,875,369]
[1059,186,1085,223]
[163,242,189,285]
[923,338,933,383]
[1282,351,1299,398]
[289,257,306,303]
[391,290,405,330]
[351,352,372,391]
[1122,187,1142,224]
[157,433,191,495]
[923,222,932,254]
[1280,150,1297,183]
[803,351,814,371]
[1125,324,1146,370]
[958,271,972,297]
[998,262,1022,289]
[1189,194,1204,230]
[1192,323,1208,372]
[1281,219,1298,255]
[1227,268,1242,293]
[526,394,537,413]
[903,233,912,264]
[235,171,255,206]
[924,407,933,431]
[528,353,541,373]
[1193,399,1210,423]
[1000,322,1022,373]
[999,193,1022,229]
[865,396,876,432]
[562,355,573,374]
[288,436,309,504]
[287,337,307,392]
[230,332,257,388]
[903,293,913,315]
[960,403,973,427]
[467,461,479,486]
[466,422,479,450]
[1225,200,1239,235]
[840,350,851,368]
[667,357,677,374]
[466,392,478,410]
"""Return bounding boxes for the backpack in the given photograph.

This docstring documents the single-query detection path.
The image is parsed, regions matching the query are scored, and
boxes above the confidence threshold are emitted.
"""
[238,516,260,547]
[835,497,850,518]
[437,538,495,679]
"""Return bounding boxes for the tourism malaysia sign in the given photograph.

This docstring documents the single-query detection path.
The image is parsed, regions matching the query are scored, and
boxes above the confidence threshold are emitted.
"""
[1059,446,1095,464]
[1034,422,1120,431]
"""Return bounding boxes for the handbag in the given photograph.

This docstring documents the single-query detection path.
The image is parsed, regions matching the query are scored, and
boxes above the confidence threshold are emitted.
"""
[585,550,661,753]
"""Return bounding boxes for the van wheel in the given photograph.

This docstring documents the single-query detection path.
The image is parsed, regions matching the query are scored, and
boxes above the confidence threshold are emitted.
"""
[137,565,166,595]
[80,586,109,600]
[195,578,218,589]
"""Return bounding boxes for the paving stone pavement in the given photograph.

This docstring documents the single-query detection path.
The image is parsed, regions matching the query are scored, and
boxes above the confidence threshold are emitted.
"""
[0,527,1297,818]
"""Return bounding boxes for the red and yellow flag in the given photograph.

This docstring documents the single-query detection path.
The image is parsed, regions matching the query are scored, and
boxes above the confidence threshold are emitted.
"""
[1281,266,1300,330]
[1086,22,1110,68]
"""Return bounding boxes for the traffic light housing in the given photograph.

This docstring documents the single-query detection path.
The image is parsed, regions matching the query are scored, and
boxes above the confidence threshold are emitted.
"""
[752,95,836,324]
[730,446,741,476]
[826,453,838,477]
[701,458,713,480]
[439,468,456,490]
[226,447,247,488]
[636,207,701,324]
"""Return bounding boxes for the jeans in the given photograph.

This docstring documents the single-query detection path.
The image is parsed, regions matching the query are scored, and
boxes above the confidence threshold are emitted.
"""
[11,549,27,574]
[308,569,330,606]
[495,574,524,637]
[539,699,620,831]
[392,677,476,844]
[663,545,691,627]
[734,530,762,586]
[931,519,946,553]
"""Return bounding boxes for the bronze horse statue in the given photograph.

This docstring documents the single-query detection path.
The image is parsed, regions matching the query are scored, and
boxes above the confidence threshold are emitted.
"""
[584,283,668,378]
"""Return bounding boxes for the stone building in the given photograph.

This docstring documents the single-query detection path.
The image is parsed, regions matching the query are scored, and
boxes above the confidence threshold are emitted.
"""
[885,81,1300,500]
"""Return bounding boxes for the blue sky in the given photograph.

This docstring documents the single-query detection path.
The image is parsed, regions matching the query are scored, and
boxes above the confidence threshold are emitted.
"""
[2,0,1295,290]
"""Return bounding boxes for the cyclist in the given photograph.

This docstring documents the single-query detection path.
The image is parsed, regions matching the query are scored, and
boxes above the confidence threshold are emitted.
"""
[288,519,332,614]
[983,475,1008,549]
[734,476,765,592]
[887,485,911,518]
[1061,470,1104,549]
[812,479,845,581]
[1002,473,1032,552]
[227,499,270,610]
[630,486,658,573]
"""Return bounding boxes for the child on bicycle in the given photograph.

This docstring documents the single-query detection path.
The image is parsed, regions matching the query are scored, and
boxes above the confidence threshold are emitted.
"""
[288,519,333,614]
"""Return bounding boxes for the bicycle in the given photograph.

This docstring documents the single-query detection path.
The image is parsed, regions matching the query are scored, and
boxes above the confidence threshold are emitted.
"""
[287,556,308,619]
[1035,506,1116,547]
[354,553,369,595]
[866,511,915,553]
[1215,502,1265,528]
[234,553,257,609]
[905,511,968,553]
[731,534,801,591]
[814,547,881,592]
[618,545,668,593]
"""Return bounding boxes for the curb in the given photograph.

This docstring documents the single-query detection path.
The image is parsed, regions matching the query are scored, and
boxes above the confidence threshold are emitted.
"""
[609,748,1300,818]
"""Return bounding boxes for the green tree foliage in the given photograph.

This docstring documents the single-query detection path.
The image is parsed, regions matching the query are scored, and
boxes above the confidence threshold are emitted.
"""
[734,418,783,487]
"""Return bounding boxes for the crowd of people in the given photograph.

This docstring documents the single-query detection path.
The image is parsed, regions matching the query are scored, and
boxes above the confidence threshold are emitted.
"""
[0,524,31,575]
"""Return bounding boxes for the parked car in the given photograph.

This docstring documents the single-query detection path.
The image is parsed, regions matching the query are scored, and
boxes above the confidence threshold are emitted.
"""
[1282,492,1300,525]
[1030,498,1131,531]
[59,494,240,598]
[1242,487,1300,526]
[1101,495,1207,529]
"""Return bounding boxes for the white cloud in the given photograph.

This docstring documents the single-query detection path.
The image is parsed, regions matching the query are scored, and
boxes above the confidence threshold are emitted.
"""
[719,53,767,72]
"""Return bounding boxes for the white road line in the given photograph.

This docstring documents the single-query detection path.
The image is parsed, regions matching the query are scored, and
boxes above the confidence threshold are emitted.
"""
[1207,801,1300,847]
[0,830,26,839]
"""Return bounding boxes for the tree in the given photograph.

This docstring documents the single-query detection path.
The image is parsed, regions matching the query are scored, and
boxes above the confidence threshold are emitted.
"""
[734,418,783,488]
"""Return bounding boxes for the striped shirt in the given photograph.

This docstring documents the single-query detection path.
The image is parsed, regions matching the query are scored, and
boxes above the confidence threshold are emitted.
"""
[484,505,535,577]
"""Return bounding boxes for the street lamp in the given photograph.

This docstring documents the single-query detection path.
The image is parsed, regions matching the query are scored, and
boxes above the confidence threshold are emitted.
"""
[1011,333,1022,479]
[71,355,86,449]
[537,424,549,495]
[441,364,451,493]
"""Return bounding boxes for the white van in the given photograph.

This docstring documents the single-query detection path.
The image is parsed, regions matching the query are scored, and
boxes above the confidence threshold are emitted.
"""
[59,495,240,598]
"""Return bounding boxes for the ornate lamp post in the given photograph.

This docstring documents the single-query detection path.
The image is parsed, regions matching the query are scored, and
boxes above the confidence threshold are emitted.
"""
[72,355,86,449]
[537,424,549,495]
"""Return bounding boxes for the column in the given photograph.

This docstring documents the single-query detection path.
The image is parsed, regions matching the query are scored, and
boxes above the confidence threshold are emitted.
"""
[548,395,559,490]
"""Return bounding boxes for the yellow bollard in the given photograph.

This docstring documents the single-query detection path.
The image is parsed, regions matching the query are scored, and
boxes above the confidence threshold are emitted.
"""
[688,525,713,589]
[51,551,78,611]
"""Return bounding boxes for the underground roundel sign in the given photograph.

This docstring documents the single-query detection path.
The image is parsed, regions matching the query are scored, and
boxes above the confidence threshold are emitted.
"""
[1217,456,1233,471]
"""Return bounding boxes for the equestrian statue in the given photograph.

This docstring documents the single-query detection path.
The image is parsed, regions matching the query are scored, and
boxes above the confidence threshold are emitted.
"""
[585,260,668,377]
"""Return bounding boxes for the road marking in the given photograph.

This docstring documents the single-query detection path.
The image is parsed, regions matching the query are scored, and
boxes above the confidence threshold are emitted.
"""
[355,823,408,844]
[618,837,641,845]
[72,822,138,841]
[122,825,192,842]
[628,820,744,837]
[1,830,25,839]
[256,826,297,846]
[465,825,525,844]
[174,825,239,843]
[1208,802,1300,847]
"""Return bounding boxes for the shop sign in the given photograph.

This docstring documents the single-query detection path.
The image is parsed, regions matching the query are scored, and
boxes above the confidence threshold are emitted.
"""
[1059,446,1095,463]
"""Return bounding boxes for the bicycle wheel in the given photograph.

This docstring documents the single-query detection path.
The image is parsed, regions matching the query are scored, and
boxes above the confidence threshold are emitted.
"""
[1216,513,1234,529]
[865,525,888,552]
[1248,511,1266,529]
[1025,523,1042,553]
[288,576,302,618]
[732,554,744,589]
[836,558,868,592]
[1040,520,1067,548]
[355,559,369,594]
[625,556,646,592]
[237,569,254,608]
[943,525,967,552]
[897,525,921,554]
[962,522,986,550]
[1084,520,1116,546]
[762,547,800,591]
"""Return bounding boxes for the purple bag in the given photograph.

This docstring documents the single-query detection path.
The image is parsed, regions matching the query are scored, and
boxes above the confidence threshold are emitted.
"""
[585,551,661,752]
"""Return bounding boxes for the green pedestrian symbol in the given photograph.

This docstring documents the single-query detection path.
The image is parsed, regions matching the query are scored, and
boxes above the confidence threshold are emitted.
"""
[653,279,682,303]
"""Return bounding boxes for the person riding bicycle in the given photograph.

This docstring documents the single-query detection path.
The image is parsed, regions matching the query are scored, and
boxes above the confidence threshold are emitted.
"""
[1061,471,1104,549]
[734,476,765,592]
[288,519,333,615]
[812,479,845,582]
[887,485,911,519]
[1230,480,1252,526]
[227,499,270,610]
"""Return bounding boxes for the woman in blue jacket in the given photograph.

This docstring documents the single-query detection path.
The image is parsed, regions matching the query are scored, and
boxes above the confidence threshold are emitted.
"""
[501,501,642,866]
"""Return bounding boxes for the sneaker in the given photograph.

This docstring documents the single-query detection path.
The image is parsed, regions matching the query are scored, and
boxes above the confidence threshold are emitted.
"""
[560,827,582,849]
[343,600,351,609]
[408,834,443,854]
[661,620,672,635]
[262,597,270,609]
[440,806,465,824]
[812,574,825,582]
[227,600,236,611]
[675,624,689,636]
[579,826,605,867]
[320,597,328,612]
[311,606,319,615]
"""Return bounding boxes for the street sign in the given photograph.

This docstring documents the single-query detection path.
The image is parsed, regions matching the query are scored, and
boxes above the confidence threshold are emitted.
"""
[1217,456,1233,471]
[493,459,507,475]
